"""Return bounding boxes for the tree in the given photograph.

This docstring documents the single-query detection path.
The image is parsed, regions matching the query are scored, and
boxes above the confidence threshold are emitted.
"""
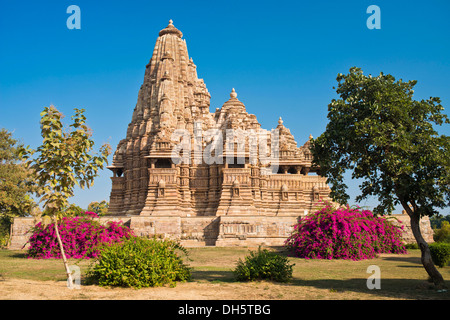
[21,105,111,288]
[64,203,85,216]
[311,67,450,288]
[430,214,450,229]
[87,200,109,216]
[434,221,450,243]
[0,129,37,246]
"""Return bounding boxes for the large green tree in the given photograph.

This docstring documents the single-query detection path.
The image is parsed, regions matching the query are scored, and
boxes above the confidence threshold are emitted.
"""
[0,129,37,246]
[87,200,109,216]
[21,105,111,288]
[311,67,450,288]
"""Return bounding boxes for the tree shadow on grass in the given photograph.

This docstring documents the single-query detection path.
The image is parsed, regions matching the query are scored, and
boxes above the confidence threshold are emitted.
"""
[289,277,450,300]
[380,255,426,268]
[382,255,422,264]
[7,251,28,259]
[264,246,289,254]
[190,269,236,283]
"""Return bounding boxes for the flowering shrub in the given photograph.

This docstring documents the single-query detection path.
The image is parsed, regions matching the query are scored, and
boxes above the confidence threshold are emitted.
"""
[82,211,99,219]
[285,203,407,260]
[26,212,133,259]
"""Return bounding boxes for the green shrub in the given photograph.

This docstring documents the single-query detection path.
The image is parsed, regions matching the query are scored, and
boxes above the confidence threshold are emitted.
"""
[429,242,450,268]
[86,237,191,288]
[233,247,294,283]
[405,243,419,250]
[430,215,450,229]
[433,221,450,243]
[0,215,13,248]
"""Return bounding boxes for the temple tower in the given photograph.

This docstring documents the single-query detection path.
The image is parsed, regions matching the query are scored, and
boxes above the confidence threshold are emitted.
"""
[108,20,214,216]
[107,21,333,246]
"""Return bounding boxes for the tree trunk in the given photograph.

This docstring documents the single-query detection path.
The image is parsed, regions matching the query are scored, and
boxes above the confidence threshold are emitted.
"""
[53,218,74,289]
[401,202,446,289]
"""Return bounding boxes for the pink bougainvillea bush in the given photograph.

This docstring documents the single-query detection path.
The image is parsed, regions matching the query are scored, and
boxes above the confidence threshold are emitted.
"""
[285,203,407,260]
[26,212,133,259]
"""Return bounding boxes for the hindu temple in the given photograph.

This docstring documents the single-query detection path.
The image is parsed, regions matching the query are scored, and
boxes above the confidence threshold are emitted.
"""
[105,20,332,246]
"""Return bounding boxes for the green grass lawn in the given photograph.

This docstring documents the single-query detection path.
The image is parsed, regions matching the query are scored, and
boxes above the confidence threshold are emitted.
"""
[1,247,449,300]
[186,246,450,299]
[0,250,92,282]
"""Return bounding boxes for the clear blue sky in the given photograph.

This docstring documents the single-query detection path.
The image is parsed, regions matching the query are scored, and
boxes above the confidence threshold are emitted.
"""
[1,0,449,214]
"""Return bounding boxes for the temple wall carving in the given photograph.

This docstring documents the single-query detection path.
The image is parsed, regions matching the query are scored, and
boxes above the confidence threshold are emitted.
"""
[9,214,434,249]
[101,20,334,244]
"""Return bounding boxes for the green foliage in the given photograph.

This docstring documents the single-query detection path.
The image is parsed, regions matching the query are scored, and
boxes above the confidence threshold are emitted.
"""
[20,105,111,218]
[41,203,85,218]
[0,128,37,216]
[87,200,109,216]
[86,237,191,288]
[0,215,12,248]
[233,247,294,283]
[429,242,450,268]
[64,204,85,216]
[430,215,450,229]
[0,128,38,247]
[405,243,419,250]
[311,67,450,217]
[433,221,450,243]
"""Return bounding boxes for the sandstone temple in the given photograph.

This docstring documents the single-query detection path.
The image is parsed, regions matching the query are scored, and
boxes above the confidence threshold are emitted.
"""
[103,20,332,246]
[8,21,435,250]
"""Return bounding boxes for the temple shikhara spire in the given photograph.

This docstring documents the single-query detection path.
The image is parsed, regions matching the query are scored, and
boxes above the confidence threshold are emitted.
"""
[106,20,333,246]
